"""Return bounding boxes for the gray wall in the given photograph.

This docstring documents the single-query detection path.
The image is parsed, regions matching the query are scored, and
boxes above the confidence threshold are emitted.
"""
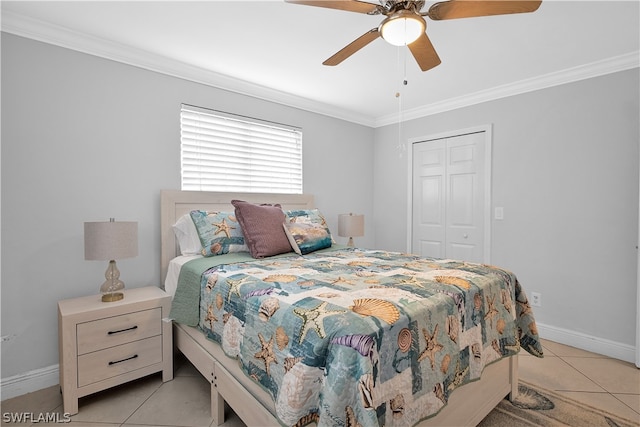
[1,34,374,378]
[373,69,640,350]
[2,30,639,382]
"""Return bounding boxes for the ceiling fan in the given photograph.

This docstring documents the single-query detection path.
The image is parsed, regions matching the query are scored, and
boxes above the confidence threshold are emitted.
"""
[286,0,542,71]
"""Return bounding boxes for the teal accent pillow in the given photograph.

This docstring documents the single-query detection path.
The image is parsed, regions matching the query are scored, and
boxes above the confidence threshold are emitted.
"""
[189,210,248,257]
[284,209,334,251]
[283,222,332,255]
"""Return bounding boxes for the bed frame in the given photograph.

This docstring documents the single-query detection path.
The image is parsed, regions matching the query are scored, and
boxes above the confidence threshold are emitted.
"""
[160,189,518,426]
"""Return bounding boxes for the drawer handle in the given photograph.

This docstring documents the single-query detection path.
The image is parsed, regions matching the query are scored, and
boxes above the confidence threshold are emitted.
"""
[109,354,138,366]
[107,325,138,335]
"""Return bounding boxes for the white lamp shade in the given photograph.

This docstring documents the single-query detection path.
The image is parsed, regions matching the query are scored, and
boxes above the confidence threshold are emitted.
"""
[338,214,364,238]
[84,221,138,261]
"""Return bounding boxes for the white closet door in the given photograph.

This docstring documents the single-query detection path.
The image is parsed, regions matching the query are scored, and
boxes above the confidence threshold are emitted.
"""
[412,138,447,258]
[412,131,487,263]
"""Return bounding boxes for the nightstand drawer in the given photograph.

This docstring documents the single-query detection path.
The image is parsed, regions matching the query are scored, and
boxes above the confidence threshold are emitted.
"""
[77,335,163,387]
[77,308,161,355]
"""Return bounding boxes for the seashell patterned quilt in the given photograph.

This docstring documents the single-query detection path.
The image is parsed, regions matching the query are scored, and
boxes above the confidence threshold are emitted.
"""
[171,247,543,427]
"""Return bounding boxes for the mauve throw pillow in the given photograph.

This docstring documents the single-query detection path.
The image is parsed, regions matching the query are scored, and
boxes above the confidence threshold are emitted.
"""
[231,200,293,258]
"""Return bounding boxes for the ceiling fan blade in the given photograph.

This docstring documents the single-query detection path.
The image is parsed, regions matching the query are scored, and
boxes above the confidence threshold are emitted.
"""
[407,32,442,71]
[285,0,380,14]
[323,28,381,66]
[428,0,542,20]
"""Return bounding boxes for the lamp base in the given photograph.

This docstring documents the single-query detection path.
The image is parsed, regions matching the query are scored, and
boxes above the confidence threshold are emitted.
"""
[102,292,124,302]
[100,260,125,302]
[347,237,355,247]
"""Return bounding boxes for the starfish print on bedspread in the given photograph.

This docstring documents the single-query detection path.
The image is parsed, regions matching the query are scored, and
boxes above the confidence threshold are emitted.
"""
[205,303,218,329]
[396,275,426,288]
[293,301,346,343]
[517,299,533,317]
[331,276,355,286]
[254,333,278,377]
[212,218,234,238]
[226,276,251,302]
[418,324,444,370]
[484,294,499,328]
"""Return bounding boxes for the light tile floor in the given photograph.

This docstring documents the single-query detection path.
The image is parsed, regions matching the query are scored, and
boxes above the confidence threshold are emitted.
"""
[518,339,640,423]
[2,339,639,426]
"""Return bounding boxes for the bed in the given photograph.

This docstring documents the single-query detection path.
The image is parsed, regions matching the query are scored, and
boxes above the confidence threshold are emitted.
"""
[160,189,543,427]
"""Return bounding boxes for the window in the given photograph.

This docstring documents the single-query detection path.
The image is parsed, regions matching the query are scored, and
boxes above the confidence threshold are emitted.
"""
[180,104,302,193]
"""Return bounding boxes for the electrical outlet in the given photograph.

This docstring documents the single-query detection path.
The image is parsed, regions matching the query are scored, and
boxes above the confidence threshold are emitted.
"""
[531,292,541,307]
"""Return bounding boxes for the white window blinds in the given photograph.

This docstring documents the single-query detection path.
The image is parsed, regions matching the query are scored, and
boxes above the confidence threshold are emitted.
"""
[180,105,303,193]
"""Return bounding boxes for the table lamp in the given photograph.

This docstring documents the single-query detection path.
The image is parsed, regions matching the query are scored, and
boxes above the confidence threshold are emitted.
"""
[338,213,364,247]
[84,218,138,302]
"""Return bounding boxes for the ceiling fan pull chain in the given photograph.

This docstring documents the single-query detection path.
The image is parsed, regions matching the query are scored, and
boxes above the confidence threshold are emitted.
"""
[396,46,407,158]
[403,43,408,86]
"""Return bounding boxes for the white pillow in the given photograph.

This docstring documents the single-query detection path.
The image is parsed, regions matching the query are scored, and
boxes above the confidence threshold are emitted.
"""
[172,214,202,255]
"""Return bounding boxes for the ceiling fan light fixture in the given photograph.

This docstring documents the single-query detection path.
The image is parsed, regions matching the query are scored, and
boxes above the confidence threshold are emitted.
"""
[380,12,425,46]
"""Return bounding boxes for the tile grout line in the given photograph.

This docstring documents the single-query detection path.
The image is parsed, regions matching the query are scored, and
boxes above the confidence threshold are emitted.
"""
[559,354,639,394]
[556,353,640,418]
[554,355,609,393]
[609,390,640,417]
[119,381,164,427]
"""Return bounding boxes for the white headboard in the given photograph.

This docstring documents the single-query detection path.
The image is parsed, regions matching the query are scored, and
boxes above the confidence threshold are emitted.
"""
[160,190,315,283]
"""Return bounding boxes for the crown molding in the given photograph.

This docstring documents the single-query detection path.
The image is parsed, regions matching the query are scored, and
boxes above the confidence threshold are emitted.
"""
[375,51,640,127]
[1,10,376,127]
[3,10,637,129]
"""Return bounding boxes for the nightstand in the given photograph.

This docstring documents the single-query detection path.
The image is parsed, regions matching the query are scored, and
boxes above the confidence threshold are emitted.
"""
[58,286,173,415]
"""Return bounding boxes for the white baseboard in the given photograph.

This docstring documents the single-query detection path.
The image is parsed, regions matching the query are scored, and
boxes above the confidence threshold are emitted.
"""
[2,325,637,400]
[537,322,637,365]
[1,364,59,401]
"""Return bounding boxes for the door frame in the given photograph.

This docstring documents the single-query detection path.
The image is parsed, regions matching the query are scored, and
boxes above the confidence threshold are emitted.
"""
[406,124,493,263]
[637,141,640,368]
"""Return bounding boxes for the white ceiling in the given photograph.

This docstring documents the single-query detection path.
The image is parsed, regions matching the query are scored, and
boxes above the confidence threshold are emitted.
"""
[2,1,639,126]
